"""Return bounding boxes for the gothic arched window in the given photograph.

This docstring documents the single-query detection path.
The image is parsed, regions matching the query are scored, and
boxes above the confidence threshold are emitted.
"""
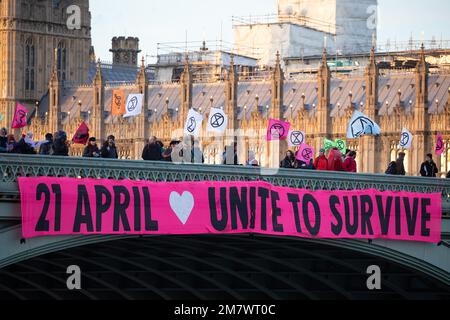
[24,38,35,91]
[57,41,67,82]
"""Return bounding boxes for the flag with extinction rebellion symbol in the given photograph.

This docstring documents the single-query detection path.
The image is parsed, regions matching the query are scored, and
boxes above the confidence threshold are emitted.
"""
[398,128,413,150]
[267,119,290,141]
[12,103,29,129]
[207,107,228,133]
[436,133,444,156]
[296,143,315,163]
[123,94,143,118]
[184,108,203,137]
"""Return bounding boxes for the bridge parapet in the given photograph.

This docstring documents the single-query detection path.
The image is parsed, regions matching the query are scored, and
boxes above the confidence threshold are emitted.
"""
[0,154,449,284]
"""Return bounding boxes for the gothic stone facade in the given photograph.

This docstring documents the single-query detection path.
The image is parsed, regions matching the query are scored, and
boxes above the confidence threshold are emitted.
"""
[0,0,91,128]
[17,47,450,177]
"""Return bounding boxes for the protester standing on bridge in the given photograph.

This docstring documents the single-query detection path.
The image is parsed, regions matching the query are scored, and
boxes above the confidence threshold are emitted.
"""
[0,128,7,153]
[327,148,343,172]
[5,135,16,153]
[314,148,328,171]
[142,136,163,161]
[395,152,406,176]
[420,154,439,178]
[101,135,118,159]
[162,140,180,162]
[52,131,69,157]
[280,150,296,169]
[192,140,204,164]
[83,137,100,158]
[246,150,259,167]
[10,134,36,154]
[39,133,54,155]
[222,142,239,165]
[343,151,358,173]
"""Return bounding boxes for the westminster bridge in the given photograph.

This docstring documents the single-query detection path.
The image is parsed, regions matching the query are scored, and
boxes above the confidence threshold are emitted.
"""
[0,154,449,300]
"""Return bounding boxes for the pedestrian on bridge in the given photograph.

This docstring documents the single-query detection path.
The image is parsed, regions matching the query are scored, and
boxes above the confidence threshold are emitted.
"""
[420,154,439,178]
[83,137,100,158]
[343,151,358,173]
[314,148,328,171]
[327,148,344,172]
[52,131,69,157]
[142,136,163,161]
[0,128,7,153]
[101,135,118,159]
[39,133,54,155]
[280,150,296,169]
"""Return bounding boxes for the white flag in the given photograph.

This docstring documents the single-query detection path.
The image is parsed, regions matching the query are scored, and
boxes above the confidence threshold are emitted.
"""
[184,109,203,137]
[288,130,305,147]
[207,107,228,133]
[398,128,413,149]
[123,94,143,118]
[347,111,381,139]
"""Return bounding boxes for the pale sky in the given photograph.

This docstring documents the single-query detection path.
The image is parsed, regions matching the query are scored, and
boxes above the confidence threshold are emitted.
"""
[90,0,450,63]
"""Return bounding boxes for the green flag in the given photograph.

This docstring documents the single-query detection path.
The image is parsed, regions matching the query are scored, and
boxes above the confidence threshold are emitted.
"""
[0,113,4,122]
[324,138,335,151]
[335,139,347,154]
[324,138,347,154]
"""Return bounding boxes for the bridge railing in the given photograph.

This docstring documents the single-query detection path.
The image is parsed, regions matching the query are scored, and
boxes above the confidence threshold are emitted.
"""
[1,154,449,215]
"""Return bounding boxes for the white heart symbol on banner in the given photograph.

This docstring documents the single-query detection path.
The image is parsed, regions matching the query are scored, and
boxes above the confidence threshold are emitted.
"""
[169,192,195,225]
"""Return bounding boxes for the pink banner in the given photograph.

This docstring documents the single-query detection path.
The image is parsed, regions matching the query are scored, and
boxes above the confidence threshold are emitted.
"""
[18,177,442,243]
[12,103,28,129]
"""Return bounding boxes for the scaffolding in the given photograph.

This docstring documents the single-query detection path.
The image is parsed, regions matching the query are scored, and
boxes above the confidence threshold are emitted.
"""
[232,14,337,35]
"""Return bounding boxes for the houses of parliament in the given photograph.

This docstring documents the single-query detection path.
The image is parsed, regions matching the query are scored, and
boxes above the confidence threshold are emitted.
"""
[0,0,450,176]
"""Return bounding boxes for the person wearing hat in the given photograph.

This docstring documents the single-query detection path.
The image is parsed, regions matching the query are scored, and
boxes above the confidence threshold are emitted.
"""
[314,148,329,171]
[101,135,119,159]
[83,137,100,158]
[420,154,439,178]
[52,130,69,156]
